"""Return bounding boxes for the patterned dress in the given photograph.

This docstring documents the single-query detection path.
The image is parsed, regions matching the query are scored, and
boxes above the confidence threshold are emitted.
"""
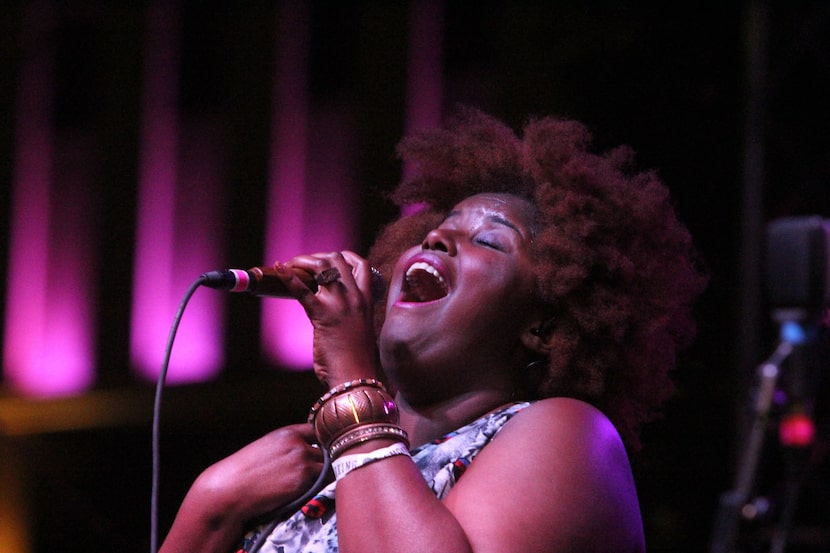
[240,401,531,553]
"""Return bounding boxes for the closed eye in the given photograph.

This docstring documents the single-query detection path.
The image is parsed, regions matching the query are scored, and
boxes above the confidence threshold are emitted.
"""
[474,235,506,250]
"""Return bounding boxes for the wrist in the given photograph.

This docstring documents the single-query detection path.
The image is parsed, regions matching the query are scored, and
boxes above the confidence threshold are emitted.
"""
[320,365,380,389]
[332,442,411,480]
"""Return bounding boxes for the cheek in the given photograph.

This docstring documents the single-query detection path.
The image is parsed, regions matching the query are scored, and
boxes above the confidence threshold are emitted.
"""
[472,263,537,320]
[453,273,523,328]
[469,259,528,298]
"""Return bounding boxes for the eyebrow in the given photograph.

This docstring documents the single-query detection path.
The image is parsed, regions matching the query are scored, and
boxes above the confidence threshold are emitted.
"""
[445,210,524,237]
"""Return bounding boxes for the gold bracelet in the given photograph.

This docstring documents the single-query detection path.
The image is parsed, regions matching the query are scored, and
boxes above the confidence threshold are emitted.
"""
[328,423,410,459]
[312,386,399,448]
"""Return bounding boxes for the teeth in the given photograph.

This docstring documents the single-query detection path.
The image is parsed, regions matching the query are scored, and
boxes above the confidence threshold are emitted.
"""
[406,261,444,284]
[403,261,448,302]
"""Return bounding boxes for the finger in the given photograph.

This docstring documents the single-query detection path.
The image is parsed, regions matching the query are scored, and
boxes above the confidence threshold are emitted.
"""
[295,252,359,300]
[292,422,319,442]
[284,253,349,291]
[272,261,318,301]
[315,266,341,286]
[293,425,325,460]
[340,250,374,300]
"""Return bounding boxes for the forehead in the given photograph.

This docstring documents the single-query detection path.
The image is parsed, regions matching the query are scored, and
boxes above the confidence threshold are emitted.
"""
[451,193,536,226]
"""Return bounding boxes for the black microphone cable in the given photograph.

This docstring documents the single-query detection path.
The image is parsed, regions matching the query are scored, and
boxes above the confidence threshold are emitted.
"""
[150,276,332,553]
[150,275,204,553]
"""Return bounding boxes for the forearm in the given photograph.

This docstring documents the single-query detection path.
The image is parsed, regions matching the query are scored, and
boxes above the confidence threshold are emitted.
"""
[159,436,320,553]
[335,452,472,553]
[158,479,247,553]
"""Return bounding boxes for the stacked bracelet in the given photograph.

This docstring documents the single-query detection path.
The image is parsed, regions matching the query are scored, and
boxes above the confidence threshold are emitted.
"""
[308,378,408,458]
[332,442,411,480]
[329,423,410,459]
[308,378,387,422]
[311,385,399,445]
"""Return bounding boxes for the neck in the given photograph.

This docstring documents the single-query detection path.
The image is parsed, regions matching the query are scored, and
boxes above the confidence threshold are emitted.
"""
[396,389,514,448]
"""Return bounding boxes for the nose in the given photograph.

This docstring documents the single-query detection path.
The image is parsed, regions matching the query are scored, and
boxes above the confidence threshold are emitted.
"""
[422,228,458,255]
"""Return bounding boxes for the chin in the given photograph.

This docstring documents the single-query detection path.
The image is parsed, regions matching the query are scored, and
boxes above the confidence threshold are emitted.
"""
[378,330,412,372]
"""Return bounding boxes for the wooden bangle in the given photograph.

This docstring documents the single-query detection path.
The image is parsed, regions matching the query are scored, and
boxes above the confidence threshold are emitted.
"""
[312,387,399,447]
[307,378,386,425]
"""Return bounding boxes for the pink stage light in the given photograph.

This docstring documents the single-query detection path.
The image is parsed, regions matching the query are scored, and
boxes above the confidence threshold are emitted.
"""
[4,140,96,396]
[401,0,443,218]
[403,0,445,181]
[130,2,223,384]
[263,1,443,366]
[264,108,357,369]
[262,0,314,369]
[3,3,95,398]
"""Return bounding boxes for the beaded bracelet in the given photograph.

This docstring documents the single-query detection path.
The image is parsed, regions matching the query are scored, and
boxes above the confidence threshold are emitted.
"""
[332,442,411,480]
[328,423,410,459]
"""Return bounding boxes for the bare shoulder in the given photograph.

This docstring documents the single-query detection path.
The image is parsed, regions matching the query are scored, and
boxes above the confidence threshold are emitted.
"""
[487,398,634,493]
[502,397,625,453]
[444,398,645,553]
[508,396,616,432]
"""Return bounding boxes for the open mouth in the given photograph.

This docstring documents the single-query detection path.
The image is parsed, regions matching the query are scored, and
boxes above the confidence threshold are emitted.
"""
[401,261,449,302]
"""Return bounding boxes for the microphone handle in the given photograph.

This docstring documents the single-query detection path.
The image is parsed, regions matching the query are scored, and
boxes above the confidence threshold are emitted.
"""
[201,266,318,297]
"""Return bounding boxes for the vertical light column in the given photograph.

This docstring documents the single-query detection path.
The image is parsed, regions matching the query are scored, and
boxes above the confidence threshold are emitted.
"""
[263,1,358,369]
[262,0,314,368]
[3,1,95,397]
[402,0,445,214]
[168,124,226,377]
[130,1,223,383]
[305,106,357,260]
[404,0,445,137]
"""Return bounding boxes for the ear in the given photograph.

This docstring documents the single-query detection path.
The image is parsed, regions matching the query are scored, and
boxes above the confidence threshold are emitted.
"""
[521,317,555,356]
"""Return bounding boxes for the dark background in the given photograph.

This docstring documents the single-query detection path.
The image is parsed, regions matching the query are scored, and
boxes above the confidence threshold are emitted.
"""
[1,1,829,552]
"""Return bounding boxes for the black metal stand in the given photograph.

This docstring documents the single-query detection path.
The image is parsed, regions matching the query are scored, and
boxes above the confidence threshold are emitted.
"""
[709,340,793,553]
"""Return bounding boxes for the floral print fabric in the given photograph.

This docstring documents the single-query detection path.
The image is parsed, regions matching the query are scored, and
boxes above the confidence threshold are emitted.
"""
[246,401,530,553]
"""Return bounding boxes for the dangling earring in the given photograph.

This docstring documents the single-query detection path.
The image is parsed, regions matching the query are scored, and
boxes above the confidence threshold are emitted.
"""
[515,357,549,400]
[520,318,555,399]
[525,358,549,374]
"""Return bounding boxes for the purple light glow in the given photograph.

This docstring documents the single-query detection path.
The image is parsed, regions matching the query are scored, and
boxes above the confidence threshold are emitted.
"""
[130,2,223,384]
[130,128,225,384]
[262,1,314,369]
[400,1,444,218]
[3,3,95,398]
[4,154,95,396]
[403,0,445,182]
[265,108,357,369]
[165,127,226,382]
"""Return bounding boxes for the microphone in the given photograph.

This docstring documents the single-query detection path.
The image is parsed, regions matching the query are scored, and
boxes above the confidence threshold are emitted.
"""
[201,265,386,300]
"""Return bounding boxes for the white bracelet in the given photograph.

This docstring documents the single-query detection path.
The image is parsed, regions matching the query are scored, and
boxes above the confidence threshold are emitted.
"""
[332,442,411,480]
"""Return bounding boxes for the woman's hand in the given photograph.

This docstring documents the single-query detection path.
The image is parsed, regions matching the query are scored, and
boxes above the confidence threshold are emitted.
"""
[195,423,324,521]
[274,250,380,386]
[159,424,324,553]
